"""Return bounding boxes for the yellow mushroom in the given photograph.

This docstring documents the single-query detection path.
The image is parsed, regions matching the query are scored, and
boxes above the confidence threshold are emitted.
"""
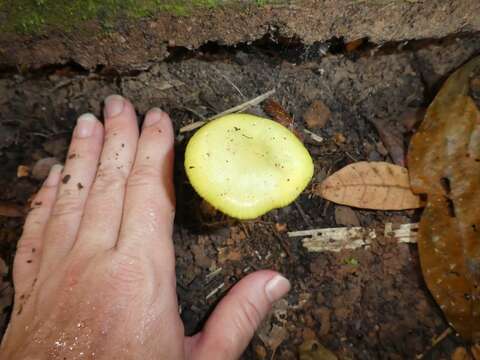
[185,114,314,219]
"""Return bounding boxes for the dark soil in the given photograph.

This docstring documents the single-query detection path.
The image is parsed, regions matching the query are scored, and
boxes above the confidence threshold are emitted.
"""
[0,33,480,359]
[1,0,479,70]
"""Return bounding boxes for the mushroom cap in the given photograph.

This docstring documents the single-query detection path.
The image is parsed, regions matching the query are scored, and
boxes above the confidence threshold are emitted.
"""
[185,114,314,219]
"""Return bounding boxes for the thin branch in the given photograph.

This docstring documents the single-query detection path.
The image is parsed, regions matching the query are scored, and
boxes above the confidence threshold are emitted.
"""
[179,89,276,133]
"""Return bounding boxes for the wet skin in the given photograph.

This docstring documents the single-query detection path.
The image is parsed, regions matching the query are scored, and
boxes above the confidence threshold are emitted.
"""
[0,95,290,360]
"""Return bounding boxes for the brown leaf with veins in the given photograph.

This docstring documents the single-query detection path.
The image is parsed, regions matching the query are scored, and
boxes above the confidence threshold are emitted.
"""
[317,161,422,210]
[408,56,480,342]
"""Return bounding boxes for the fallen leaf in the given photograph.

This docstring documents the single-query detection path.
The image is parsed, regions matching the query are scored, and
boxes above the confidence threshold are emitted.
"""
[299,339,337,360]
[0,202,24,218]
[452,347,472,360]
[408,56,480,342]
[303,100,331,129]
[263,99,304,140]
[317,161,422,210]
[263,99,294,128]
[16,165,30,178]
[334,205,360,227]
[472,344,480,360]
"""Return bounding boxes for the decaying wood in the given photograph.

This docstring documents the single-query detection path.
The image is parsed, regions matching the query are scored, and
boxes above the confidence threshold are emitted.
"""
[317,161,422,210]
[288,222,418,253]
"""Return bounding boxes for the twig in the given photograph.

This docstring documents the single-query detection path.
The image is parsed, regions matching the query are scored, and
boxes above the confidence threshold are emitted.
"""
[239,222,251,238]
[273,231,292,258]
[182,107,206,121]
[416,327,453,359]
[344,151,359,162]
[214,67,245,99]
[205,267,223,283]
[205,282,225,300]
[294,201,314,228]
[179,89,276,133]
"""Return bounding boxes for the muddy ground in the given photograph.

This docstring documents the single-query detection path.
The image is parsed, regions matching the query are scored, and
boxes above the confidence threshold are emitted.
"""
[0,33,480,359]
[1,1,479,70]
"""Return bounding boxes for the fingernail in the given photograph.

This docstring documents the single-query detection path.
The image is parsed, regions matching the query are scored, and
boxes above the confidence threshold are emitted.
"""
[104,95,125,118]
[74,113,97,138]
[45,164,64,187]
[265,274,291,303]
[143,108,164,128]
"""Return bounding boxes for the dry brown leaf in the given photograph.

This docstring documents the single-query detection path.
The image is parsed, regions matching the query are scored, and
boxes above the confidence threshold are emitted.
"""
[263,99,294,128]
[452,347,472,360]
[0,202,24,218]
[408,56,480,342]
[472,344,480,360]
[263,99,304,141]
[317,161,422,210]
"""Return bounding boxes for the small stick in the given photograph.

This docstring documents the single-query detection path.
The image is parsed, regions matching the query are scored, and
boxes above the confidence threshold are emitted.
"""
[294,201,314,228]
[205,282,225,300]
[214,67,245,99]
[416,327,453,359]
[205,267,223,281]
[273,231,292,258]
[179,89,276,133]
[240,222,251,238]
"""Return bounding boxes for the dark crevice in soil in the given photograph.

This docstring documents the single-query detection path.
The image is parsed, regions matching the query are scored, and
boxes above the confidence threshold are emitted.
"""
[1,31,479,81]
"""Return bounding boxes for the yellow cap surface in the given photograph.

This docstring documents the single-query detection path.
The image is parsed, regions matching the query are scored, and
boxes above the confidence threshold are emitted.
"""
[185,114,314,219]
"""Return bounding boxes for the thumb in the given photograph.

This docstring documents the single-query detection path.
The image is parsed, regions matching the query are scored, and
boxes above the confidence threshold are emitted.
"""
[187,270,291,360]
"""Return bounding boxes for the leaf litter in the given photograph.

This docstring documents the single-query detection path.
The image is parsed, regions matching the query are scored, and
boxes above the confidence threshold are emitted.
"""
[316,161,422,210]
[408,56,480,342]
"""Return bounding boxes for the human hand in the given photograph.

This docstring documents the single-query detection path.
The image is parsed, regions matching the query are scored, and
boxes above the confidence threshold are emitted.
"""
[0,95,291,360]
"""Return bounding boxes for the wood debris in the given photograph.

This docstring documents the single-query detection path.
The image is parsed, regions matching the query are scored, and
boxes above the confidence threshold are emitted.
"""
[205,282,225,301]
[289,222,418,252]
[303,129,323,143]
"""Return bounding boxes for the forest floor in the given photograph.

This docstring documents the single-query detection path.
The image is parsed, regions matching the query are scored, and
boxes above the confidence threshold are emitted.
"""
[0,24,479,359]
